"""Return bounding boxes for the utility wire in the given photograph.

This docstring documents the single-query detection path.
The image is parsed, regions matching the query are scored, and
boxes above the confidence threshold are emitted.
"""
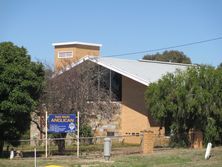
[103,36,222,58]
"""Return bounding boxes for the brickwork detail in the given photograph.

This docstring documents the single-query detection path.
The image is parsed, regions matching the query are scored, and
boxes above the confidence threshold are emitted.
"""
[142,130,155,154]
[123,136,143,144]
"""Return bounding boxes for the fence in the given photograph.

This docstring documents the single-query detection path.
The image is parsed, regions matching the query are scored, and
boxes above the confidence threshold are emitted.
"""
[2,134,170,159]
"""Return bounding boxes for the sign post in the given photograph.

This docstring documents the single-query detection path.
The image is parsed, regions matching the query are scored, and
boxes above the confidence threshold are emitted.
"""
[47,113,78,157]
[34,147,37,167]
[45,111,48,158]
[77,111,80,158]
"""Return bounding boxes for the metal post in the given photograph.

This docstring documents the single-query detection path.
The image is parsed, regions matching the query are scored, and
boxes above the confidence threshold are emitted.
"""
[104,137,111,161]
[77,111,80,158]
[97,65,100,101]
[45,110,48,158]
[34,147,37,167]
[109,70,112,100]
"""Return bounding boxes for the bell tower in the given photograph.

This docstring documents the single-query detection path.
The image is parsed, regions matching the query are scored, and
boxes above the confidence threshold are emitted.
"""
[52,41,102,71]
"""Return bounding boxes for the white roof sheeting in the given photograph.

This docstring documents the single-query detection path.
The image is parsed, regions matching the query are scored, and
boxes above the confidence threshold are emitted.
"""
[57,56,191,86]
[89,57,190,86]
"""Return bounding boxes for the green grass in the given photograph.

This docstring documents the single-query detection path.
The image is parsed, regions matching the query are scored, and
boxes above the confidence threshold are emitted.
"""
[1,147,222,167]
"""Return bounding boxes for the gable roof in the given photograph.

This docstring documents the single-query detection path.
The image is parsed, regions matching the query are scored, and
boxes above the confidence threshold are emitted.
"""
[57,56,191,86]
[91,57,190,85]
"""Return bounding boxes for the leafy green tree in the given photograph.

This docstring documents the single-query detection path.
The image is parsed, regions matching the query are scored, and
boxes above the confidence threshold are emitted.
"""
[0,42,44,155]
[145,65,222,147]
[143,50,191,64]
[218,62,222,69]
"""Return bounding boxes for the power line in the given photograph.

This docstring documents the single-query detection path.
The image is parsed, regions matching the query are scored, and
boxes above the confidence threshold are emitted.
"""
[103,36,222,58]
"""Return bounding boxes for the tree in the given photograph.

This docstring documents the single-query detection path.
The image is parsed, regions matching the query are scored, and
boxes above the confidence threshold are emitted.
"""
[143,50,191,64]
[37,60,118,153]
[218,62,222,69]
[0,42,44,155]
[145,65,222,147]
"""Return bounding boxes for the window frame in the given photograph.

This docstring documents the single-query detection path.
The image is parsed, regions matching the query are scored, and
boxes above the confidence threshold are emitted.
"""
[58,51,73,59]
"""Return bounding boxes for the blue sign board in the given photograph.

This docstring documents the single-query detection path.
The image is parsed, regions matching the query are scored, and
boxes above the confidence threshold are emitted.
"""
[48,114,76,133]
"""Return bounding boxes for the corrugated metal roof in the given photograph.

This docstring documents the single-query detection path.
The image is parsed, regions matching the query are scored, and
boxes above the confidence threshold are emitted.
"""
[89,57,190,86]
[57,56,191,86]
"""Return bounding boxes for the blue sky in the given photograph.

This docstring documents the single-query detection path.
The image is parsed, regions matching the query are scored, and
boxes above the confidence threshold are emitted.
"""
[0,0,222,67]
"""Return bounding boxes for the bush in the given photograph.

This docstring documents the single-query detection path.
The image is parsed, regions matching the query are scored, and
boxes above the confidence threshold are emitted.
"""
[145,66,222,147]
[80,124,93,137]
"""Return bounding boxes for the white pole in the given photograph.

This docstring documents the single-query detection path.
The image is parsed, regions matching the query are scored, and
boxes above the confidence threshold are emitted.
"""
[77,111,80,158]
[9,149,14,160]
[205,142,212,160]
[45,110,48,158]
[34,147,37,167]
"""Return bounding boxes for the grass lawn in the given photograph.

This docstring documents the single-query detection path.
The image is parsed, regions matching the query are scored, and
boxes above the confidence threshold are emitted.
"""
[0,147,222,167]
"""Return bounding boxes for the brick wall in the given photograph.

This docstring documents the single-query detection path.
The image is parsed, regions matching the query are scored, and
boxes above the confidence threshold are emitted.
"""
[120,76,164,138]
[142,131,155,154]
[54,44,100,71]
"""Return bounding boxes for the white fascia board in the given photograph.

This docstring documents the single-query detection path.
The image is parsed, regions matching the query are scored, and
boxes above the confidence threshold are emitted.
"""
[53,56,96,77]
[54,56,150,86]
[52,41,102,47]
[89,59,150,86]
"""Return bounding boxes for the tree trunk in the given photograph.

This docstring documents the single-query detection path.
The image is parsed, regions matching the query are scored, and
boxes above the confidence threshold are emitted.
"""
[0,140,4,157]
[57,133,66,154]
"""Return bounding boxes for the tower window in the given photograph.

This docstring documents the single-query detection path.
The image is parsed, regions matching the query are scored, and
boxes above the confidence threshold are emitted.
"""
[58,51,73,58]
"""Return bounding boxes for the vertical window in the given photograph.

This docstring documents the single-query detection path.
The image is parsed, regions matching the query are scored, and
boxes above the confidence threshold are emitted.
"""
[111,71,122,101]
[99,66,122,101]
[87,65,122,102]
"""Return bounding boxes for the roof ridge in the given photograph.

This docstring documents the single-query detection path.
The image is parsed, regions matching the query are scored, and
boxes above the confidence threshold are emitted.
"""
[138,59,192,66]
[101,57,192,66]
